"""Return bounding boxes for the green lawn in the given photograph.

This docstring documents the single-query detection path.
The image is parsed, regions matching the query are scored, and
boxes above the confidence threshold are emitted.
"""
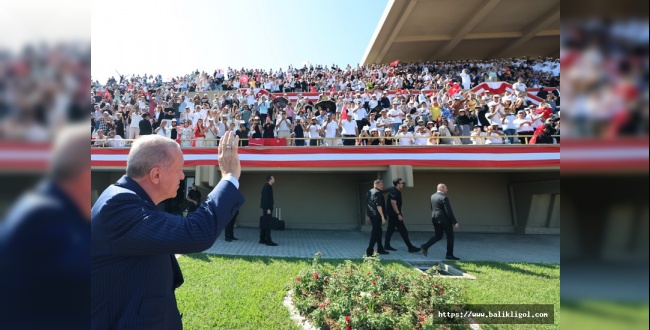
[175,255,559,330]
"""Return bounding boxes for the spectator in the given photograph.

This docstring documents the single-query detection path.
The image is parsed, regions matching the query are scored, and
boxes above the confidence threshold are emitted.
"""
[154,119,171,139]
[275,111,292,144]
[106,129,126,148]
[454,109,473,144]
[139,113,153,136]
[193,118,206,147]
[513,110,534,144]
[396,125,413,145]
[307,117,323,146]
[485,125,506,144]
[501,109,518,144]
[339,112,358,146]
[262,116,276,138]
[92,129,107,147]
[382,128,395,145]
[236,123,249,147]
[179,120,193,147]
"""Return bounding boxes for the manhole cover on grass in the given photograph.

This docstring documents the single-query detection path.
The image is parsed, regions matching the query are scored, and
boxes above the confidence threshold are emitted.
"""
[407,261,476,280]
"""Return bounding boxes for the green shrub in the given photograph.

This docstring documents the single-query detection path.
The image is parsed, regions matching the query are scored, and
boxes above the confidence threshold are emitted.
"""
[289,253,470,330]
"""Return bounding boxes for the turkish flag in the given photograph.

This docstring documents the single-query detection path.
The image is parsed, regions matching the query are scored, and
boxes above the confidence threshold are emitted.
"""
[341,102,348,120]
[529,124,546,144]
[389,60,399,67]
[535,107,553,120]
[447,83,461,96]
[240,74,249,85]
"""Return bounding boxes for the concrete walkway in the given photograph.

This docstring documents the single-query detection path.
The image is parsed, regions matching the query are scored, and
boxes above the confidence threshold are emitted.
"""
[203,228,559,264]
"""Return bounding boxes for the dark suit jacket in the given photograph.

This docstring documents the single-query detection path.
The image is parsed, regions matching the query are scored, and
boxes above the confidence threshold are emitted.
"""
[91,175,244,330]
[430,191,457,225]
[260,182,274,212]
[139,118,153,135]
[0,181,90,329]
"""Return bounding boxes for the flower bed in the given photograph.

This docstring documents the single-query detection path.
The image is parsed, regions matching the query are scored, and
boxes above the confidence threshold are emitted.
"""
[289,253,471,330]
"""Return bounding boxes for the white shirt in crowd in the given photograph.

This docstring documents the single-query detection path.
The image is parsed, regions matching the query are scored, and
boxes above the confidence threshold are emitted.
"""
[323,120,338,138]
[486,110,502,128]
[340,119,358,135]
[513,116,534,132]
[414,131,429,145]
[512,81,527,92]
[502,114,517,130]
[130,113,142,128]
[353,107,368,121]
[106,135,126,147]
[396,131,414,145]
[486,132,503,144]
[308,123,321,139]
[276,117,292,131]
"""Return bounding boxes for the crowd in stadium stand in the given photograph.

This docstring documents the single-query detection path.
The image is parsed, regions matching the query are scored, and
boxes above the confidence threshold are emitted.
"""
[91,56,562,147]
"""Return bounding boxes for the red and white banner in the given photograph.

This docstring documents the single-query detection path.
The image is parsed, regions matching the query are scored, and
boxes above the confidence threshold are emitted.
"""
[91,146,560,169]
[472,82,548,106]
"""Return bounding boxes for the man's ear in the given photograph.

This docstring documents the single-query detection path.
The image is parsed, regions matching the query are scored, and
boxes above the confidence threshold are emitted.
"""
[149,167,162,185]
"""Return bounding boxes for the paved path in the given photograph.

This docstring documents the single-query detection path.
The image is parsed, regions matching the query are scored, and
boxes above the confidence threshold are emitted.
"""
[203,228,559,264]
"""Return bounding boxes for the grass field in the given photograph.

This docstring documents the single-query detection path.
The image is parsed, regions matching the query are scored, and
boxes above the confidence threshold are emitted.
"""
[175,254,560,329]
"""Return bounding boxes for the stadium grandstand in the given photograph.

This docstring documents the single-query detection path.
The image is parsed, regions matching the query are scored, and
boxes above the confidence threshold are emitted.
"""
[86,0,561,233]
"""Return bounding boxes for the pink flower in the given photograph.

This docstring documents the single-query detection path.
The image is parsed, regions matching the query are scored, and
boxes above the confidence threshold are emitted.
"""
[313,273,319,280]
[371,281,376,285]
[346,326,351,330]
[319,304,325,309]
[296,277,302,282]
[420,317,426,322]
[399,285,404,290]
[325,300,330,305]
[345,315,351,323]
[439,290,444,295]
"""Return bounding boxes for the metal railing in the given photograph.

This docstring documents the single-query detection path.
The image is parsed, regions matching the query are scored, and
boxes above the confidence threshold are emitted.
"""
[91,134,560,147]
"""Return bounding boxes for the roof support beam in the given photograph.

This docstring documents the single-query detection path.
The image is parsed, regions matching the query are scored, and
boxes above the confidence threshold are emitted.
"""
[431,0,502,59]
[492,4,560,58]
[374,0,419,64]
[394,30,560,43]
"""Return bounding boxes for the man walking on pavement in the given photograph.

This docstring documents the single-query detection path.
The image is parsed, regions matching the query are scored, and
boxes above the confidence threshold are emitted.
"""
[421,183,461,260]
[384,178,421,253]
[365,179,389,257]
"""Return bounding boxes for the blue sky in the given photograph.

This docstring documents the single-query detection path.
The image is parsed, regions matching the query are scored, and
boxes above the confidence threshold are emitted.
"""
[91,0,388,82]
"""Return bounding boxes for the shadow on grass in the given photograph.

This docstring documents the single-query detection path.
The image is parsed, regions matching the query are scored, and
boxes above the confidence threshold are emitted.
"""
[184,253,409,269]
[447,261,559,279]
[185,253,212,262]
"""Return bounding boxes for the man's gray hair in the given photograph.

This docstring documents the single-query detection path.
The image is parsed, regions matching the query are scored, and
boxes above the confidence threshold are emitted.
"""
[126,135,180,179]
[49,123,91,182]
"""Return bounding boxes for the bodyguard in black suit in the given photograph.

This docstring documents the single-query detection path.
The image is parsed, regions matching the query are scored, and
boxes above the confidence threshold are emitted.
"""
[421,183,461,260]
[259,175,277,246]
[365,179,388,257]
[384,178,421,253]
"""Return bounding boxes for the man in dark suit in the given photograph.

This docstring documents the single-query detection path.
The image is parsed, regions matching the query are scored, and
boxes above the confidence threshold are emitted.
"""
[139,112,153,135]
[365,179,388,257]
[0,124,90,329]
[91,131,245,329]
[259,175,277,246]
[384,178,421,253]
[421,183,461,260]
